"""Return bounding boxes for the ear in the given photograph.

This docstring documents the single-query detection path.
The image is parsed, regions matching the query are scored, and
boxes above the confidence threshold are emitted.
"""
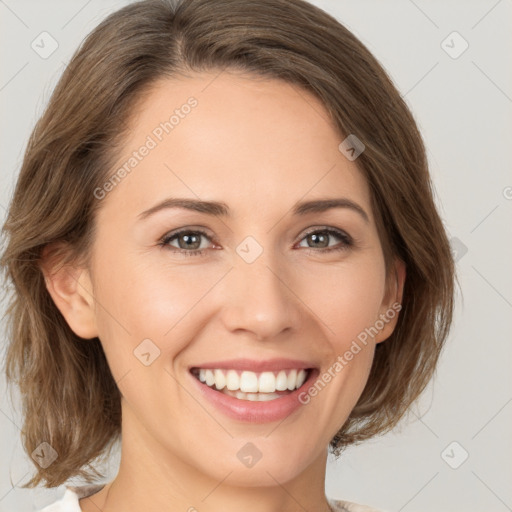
[374,258,406,344]
[39,244,99,339]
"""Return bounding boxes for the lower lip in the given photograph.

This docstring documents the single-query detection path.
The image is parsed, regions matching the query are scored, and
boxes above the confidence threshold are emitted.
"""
[188,369,318,423]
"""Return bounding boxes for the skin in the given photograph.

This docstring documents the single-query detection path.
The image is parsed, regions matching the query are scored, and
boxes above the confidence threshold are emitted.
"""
[42,71,405,512]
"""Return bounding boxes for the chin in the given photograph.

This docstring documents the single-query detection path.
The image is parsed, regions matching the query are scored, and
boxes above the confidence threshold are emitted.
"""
[201,436,323,487]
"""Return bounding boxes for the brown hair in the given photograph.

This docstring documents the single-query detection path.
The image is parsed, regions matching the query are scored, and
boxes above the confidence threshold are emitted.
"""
[0,0,454,488]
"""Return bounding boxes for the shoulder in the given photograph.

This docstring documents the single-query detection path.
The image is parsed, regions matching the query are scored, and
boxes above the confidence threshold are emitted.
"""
[328,497,385,512]
[37,484,106,512]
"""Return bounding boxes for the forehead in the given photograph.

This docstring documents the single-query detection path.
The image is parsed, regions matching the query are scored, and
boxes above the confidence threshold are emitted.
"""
[99,71,372,221]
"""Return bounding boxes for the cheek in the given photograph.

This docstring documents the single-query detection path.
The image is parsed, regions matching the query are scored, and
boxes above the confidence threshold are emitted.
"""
[91,250,222,371]
[295,255,385,416]
[296,255,387,347]
[92,234,386,386]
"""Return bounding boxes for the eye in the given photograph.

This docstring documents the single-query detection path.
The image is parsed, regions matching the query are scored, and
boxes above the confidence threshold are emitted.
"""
[296,227,352,253]
[159,226,353,257]
[159,228,213,257]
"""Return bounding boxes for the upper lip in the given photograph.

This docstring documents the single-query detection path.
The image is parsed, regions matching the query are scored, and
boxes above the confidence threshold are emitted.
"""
[189,358,316,372]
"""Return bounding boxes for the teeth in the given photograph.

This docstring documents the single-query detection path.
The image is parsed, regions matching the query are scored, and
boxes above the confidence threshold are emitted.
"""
[275,370,289,391]
[194,368,309,394]
[226,370,239,391]
[240,371,259,393]
[231,390,281,401]
[296,369,307,388]
[258,372,276,393]
[286,369,297,390]
[213,369,225,390]
[205,369,215,387]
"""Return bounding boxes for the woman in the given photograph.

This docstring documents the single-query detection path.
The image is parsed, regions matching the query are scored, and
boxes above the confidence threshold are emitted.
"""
[0,0,454,511]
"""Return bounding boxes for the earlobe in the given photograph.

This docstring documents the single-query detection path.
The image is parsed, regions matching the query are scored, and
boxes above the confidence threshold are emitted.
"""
[374,258,406,344]
[40,244,99,339]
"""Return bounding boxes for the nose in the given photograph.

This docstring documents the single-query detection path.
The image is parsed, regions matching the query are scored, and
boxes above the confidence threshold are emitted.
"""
[218,251,302,341]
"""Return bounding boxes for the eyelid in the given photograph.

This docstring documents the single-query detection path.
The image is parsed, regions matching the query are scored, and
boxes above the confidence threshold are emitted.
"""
[296,225,352,245]
[160,225,350,244]
[159,226,215,242]
[159,225,354,257]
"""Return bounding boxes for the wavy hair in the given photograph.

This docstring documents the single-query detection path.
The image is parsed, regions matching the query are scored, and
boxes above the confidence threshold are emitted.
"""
[0,0,455,487]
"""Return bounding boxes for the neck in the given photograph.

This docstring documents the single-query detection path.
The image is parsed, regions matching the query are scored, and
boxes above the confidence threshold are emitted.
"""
[95,402,332,512]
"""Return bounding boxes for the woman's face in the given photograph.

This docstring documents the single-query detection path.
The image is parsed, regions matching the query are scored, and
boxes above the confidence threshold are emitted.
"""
[73,71,402,486]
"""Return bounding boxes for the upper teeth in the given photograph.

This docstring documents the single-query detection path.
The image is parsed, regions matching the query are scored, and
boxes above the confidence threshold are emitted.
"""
[196,368,308,393]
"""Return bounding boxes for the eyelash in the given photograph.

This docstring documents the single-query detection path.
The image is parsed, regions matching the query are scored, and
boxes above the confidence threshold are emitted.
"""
[158,227,353,257]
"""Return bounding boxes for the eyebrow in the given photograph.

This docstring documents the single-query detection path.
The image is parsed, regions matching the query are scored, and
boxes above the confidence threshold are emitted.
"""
[137,197,369,223]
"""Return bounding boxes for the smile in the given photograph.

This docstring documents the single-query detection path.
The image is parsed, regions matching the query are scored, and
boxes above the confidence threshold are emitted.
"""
[190,368,310,401]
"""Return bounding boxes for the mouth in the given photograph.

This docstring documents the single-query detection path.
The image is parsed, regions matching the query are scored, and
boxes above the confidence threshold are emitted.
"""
[187,358,319,422]
[190,367,311,402]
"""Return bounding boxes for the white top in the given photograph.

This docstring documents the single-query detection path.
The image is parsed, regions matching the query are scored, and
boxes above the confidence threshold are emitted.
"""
[37,484,383,512]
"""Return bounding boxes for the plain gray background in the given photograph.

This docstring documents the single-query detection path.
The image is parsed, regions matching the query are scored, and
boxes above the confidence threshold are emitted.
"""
[1,1,511,511]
